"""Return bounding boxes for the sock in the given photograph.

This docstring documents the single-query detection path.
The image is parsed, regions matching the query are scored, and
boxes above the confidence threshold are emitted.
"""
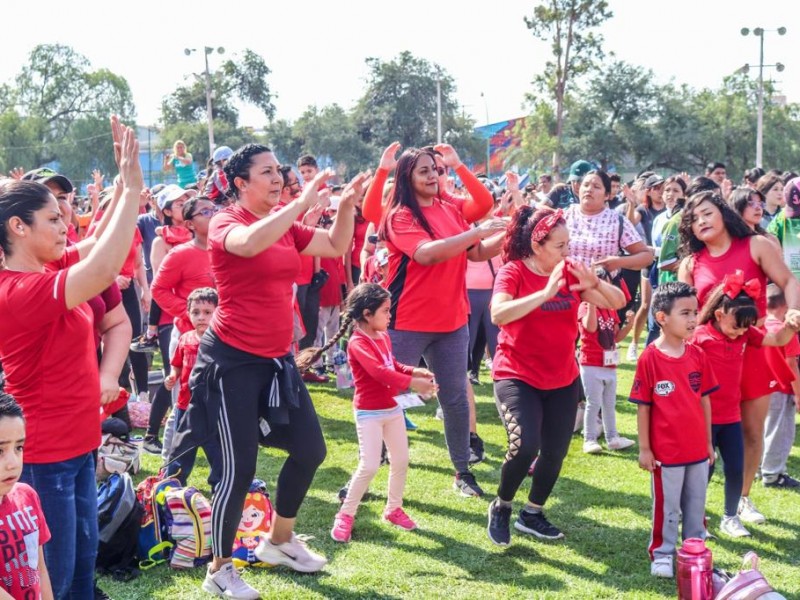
[523,504,542,515]
[495,498,513,508]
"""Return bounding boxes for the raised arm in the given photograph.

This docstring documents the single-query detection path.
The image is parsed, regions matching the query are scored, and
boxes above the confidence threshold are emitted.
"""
[362,142,400,225]
[435,144,493,223]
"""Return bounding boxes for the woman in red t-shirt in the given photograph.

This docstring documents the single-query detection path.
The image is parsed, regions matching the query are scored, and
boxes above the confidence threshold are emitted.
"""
[375,145,504,497]
[678,191,800,523]
[486,206,625,546]
[185,144,368,596]
[0,119,144,599]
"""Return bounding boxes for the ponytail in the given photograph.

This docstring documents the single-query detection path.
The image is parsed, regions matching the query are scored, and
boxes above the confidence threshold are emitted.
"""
[295,314,354,372]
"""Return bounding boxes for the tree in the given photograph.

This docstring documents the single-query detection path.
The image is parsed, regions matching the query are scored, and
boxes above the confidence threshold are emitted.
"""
[263,119,304,166]
[508,102,558,177]
[524,0,613,177]
[161,49,275,127]
[291,105,374,176]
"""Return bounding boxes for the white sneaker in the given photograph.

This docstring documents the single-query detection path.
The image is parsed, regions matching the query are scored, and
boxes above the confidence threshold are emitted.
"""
[583,440,603,454]
[254,533,327,573]
[201,562,260,599]
[484,358,493,371]
[720,515,751,538]
[607,436,636,451]
[137,391,149,404]
[626,344,639,362]
[650,555,673,578]
[738,496,766,524]
[435,406,444,420]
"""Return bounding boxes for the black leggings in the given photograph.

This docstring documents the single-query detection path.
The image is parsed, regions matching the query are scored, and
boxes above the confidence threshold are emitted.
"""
[296,283,320,350]
[213,363,327,557]
[148,298,163,328]
[709,422,744,517]
[494,378,580,505]
[147,324,174,437]
[120,284,149,394]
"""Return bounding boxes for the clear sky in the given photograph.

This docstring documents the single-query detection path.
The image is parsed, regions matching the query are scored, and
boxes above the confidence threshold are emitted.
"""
[1,0,797,129]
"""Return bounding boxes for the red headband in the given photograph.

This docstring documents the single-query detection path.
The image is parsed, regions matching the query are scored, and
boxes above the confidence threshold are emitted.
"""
[722,270,760,301]
[531,209,564,244]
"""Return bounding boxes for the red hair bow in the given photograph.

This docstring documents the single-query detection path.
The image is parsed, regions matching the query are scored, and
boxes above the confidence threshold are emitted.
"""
[722,270,761,300]
[531,208,564,244]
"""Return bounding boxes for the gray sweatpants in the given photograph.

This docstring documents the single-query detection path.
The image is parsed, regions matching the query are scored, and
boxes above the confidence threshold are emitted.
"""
[579,365,619,441]
[390,325,470,473]
[161,325,181,461]
[648,462,708,561]
[761,391,797,481]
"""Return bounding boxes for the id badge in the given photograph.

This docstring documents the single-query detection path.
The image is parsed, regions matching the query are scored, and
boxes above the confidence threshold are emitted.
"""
[603,348,619,367]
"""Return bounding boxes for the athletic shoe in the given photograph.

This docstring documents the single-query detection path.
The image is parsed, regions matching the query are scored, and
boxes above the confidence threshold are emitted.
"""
[254,533,327,573]
[201,562,260,599]
[583,440,603,454]
[514,509,564,540]
[650,556,674,578]
[626,343,638,362]
[738,496,766,524]
[383,507,417,530]
[142,436,163,455]
[330,512,354,543]
[435,406,444,420]
[380,443,390,466]
[487,499,512,546]
[137,391,149,404]
[337,484,349,504]
[454,471,484,497]
[763,473,800,489]
[469,373,480,386]
[607,436,636,451]
[469,433,485,465]
[302,371,328,384]
[720,515,751,538]
[484,357,493,371]
[129,334,159,354]
[404,413,418,431]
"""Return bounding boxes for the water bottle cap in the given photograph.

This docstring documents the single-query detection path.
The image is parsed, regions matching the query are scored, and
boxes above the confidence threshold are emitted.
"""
[681,538,707,554]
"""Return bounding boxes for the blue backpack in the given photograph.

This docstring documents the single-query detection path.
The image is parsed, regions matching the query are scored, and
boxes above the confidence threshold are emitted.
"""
[135,475,182,569]
[96,473,143,578]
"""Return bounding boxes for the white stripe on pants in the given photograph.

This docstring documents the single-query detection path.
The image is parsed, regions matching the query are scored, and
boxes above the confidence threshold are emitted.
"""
[579,365,619,441]
[761,391,797,480]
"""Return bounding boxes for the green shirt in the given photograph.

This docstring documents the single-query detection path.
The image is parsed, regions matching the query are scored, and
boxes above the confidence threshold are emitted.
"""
[171,155,197,188]
[657,210,682,284]
[767,209,800,278]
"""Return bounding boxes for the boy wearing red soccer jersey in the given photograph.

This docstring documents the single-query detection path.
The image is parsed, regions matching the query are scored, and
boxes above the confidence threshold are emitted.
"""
[629,282,717,579]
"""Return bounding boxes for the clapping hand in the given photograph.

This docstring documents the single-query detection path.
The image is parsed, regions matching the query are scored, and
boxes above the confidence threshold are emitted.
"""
[297,169,335,213]
[433,144,463,170]
[567,260,601,292]
[339,171,372,211]
[379,142,402,171]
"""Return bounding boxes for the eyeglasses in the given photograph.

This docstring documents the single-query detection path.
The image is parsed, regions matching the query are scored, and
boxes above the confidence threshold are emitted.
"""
[746,199,764,208]
[287,180,302,190]
[190,207,219,219]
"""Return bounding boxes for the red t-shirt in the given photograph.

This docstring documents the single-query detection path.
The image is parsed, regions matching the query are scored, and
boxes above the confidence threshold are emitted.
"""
[208,204,315,358]
[491,260,581,390]
[763,315,800,394]
[351,216,369,270]
[348,329,414,410]
[151,242,215,334]
[578,303,620,367]
[384,200,470,332]
[87,215,143,280]
[319,257,344,308]
[171,330,201,410]
[629,343,719,466]
[0,484,51,599]
[692,237,767,317]
[0,250,101,463]
[691,323,764,424]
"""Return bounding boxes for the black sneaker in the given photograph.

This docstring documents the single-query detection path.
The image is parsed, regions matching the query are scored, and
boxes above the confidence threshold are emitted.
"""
[129,334,159,354]
[454,471,484,497]
[469,373,480,386]
[514,509,564,540]
[487,499,512,546]
[94,583,111,600]
[380,443,390,466]
[469,433,485,465]
[764,473,800,489]
[142,435,163,455]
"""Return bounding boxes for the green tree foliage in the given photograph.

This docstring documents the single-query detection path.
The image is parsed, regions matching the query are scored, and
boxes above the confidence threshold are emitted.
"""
[292,105,374,175]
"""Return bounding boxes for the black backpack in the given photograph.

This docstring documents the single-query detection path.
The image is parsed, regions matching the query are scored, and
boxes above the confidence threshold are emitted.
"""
[96,473,143,580]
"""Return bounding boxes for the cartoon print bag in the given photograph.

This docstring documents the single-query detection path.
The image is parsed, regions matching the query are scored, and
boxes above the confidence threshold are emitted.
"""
[232,479,274,568]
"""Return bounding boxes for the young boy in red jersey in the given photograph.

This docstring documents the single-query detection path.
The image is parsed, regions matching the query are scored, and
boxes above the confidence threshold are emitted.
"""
[0,392,53,600]
[629,282,717,579]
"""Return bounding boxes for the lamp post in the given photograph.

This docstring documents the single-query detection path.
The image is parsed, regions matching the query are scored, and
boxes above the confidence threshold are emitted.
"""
[740,27,786,168]
[185,46,225,157]
[481,92,490,177]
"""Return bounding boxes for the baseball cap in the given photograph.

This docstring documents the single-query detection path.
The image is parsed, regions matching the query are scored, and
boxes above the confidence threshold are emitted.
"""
[644,174,665,189]
[567,160,593,183]
[212,146,233,164]
[22,168,74,194]
[156,184,188,210]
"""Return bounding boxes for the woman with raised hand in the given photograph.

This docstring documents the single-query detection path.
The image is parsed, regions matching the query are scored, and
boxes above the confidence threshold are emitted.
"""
[181,143,368,599]
[375,146,505,497]
[0,117,143,599]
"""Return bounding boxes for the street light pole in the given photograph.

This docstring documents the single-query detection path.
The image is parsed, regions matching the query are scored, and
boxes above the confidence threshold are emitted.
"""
[481,92,490,177]
[185,46,225,158]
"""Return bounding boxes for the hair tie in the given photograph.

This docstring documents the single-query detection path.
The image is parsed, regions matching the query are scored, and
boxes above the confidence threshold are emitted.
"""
[531,208,564,244]
[722,270,760,301]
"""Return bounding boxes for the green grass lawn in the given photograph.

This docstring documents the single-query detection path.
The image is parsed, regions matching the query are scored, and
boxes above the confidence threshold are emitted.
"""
[102,358,800,599]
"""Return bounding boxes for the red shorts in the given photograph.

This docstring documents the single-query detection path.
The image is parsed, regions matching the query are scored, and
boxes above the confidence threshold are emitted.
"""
[740,343,779,401]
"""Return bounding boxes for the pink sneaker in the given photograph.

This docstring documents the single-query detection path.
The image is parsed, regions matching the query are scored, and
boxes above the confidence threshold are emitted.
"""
[383,507,417,531]
[331,512,354,542]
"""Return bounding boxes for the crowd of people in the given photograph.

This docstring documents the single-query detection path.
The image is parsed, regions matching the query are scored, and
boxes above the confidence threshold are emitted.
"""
[0,116,799,599]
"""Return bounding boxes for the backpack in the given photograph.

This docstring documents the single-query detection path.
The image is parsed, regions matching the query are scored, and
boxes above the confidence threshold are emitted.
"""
[96,473,144,579]
[715,552,787,600]
[232,479,274,568]
[136,476,181,569]
[96,433,141,481]
[163,487,213,569]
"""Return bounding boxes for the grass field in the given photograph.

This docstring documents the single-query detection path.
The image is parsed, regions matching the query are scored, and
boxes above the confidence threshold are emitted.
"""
[101,358,800,599]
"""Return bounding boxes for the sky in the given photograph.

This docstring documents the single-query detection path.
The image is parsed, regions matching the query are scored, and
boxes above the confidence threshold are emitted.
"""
[1,0,798,131]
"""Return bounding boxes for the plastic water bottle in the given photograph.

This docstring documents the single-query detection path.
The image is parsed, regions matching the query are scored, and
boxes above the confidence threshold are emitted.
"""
[676,538,713,600]
[333,347,352,390]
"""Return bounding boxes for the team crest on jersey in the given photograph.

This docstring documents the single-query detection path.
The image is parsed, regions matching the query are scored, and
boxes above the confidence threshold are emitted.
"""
[688,371,701,393]
[654,380,675,396]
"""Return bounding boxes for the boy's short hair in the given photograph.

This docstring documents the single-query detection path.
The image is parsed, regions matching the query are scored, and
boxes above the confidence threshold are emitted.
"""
[187,287,219,310]
[296,155,318,169]
[766,283,786,310]
[609,173,621,183]
[0,392,24,422]
[652,281,696,316]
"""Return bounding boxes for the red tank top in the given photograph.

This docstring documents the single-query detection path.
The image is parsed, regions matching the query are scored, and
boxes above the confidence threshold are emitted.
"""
[692,236,767,317]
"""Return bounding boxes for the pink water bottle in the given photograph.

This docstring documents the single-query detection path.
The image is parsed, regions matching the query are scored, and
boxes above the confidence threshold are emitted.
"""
[676,538,713,600]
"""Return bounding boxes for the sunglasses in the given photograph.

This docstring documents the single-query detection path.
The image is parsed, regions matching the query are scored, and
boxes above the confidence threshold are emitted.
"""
[190,207,219,219]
